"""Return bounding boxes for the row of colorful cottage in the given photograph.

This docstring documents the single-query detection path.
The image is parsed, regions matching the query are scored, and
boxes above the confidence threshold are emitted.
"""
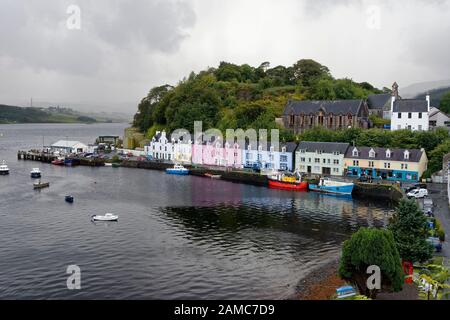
[144,131,428,182]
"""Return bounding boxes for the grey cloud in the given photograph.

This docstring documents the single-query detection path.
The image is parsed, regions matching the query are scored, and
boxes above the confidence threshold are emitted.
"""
[0,0,196,75]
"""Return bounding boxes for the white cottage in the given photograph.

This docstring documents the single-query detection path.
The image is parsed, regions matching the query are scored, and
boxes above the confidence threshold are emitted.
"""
[390,95,430,131]
[144,131,174,161]
[242,142,297,171]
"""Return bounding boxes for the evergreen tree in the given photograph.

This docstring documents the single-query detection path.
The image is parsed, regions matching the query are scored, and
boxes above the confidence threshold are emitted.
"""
[388,199,434,264]
[338,228,404,299]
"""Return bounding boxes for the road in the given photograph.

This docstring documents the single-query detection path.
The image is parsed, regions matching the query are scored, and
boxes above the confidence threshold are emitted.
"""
[426,183,450,300]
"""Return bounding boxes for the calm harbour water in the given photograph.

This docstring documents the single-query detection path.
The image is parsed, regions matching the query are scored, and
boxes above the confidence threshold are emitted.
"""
[0,123,394,299]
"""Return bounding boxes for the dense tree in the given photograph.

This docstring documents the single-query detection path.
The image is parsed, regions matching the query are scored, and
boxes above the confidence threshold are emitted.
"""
[440,91,450,114]
[388,199,434,264]
[292,59,331,87]
[338,228,404,299]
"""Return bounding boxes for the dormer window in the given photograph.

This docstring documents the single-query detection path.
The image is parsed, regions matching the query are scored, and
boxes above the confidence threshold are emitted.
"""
[404,150,410,160]
[258,145,263,152]
[369,148,376,158]
[386,149,391,158]
[352,148,359,157]
[281,146,287,153]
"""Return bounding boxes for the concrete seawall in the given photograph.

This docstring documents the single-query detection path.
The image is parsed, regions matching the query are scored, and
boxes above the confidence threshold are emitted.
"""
[353,181,404,203]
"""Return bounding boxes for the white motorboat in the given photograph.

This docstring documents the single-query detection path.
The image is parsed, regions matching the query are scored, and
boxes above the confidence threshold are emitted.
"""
[30,168,41,178]
[0,160,9,175]
[91,213,119,222]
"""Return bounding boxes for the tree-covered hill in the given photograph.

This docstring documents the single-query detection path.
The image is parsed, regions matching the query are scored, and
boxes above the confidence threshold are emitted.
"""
[133,59,383,140]
[0,104,116,124]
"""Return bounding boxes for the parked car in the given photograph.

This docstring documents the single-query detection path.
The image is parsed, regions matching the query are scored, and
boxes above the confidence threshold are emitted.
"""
[407,188,428,199]
[405,183,427,193]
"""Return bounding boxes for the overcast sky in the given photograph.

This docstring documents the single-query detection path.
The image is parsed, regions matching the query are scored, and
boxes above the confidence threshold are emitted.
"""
[1,0,449,113]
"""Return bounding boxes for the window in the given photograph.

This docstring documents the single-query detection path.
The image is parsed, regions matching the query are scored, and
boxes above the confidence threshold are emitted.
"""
[300,149,306,154]
[369,149,375,158]
[369,161,374,167]
[386,149,391,158]
[384,162,391,169]
[401,164,409,170]
[333,168,339,173]
[418,125,422,131]
[308,158,312,163]
[333,159,340,165]
[280,155,288,162]
[317,150,322,155]
[300,157,306,162]
[315,158,320,163]
[281,147,286,153]
[352,148,359,157]
[398,113,402,119]
[419,113,422,119]
[408,125,412,130]
[408,112,412,119]
[246,153,252,160]
[323,158,327,164]
[404,150,410,160]
[269,154,274,161]
[353,160,359,166]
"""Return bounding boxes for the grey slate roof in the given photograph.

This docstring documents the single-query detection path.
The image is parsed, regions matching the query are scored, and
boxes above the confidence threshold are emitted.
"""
[367,94,391,110]
[283,99,364,116]
[297,141,350,154]
[393,99,428,113]
[345,146,424,163]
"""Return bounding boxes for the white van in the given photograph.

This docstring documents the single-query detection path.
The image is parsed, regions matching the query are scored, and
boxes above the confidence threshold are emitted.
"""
[407,188,428,199]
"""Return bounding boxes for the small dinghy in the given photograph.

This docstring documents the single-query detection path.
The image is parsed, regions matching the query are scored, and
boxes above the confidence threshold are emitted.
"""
[65,195,74,203]
[33,180,50,189]
[91,213,118,222]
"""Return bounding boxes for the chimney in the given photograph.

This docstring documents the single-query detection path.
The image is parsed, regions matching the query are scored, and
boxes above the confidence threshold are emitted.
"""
[426,93,431,111]
[391,96,396,114]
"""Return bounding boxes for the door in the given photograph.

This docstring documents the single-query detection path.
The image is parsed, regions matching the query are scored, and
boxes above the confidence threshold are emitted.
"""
[307,166,312,174]
[322,167,331,175]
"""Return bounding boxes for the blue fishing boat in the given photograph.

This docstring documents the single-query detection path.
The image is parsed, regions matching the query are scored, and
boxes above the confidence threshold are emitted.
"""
[309,178,354,196]
[166,164,189,175]
[64,158,74,166]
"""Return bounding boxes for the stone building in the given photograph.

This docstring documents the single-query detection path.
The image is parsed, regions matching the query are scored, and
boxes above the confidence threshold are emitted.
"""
[282,99,369,134]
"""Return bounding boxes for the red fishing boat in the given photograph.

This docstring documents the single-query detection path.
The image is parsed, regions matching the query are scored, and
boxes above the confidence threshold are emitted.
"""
[267,172,308,191]
[51,158,64,166]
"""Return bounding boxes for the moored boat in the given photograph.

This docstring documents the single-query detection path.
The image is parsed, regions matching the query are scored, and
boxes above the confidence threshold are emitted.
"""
[52,158,64,166]
[33,180,50,189]
[91,213,118,222]
[64,158,74,166]
[30,168,41,178]
[65,195,74,203]
[204,173,221,179]
[166,164,189,175]
[308,178,354,196]
[0,160,9,175]
[267,172,308,191]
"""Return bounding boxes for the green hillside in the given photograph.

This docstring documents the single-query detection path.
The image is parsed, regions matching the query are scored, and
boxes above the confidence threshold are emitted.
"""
[133,59,383,141]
